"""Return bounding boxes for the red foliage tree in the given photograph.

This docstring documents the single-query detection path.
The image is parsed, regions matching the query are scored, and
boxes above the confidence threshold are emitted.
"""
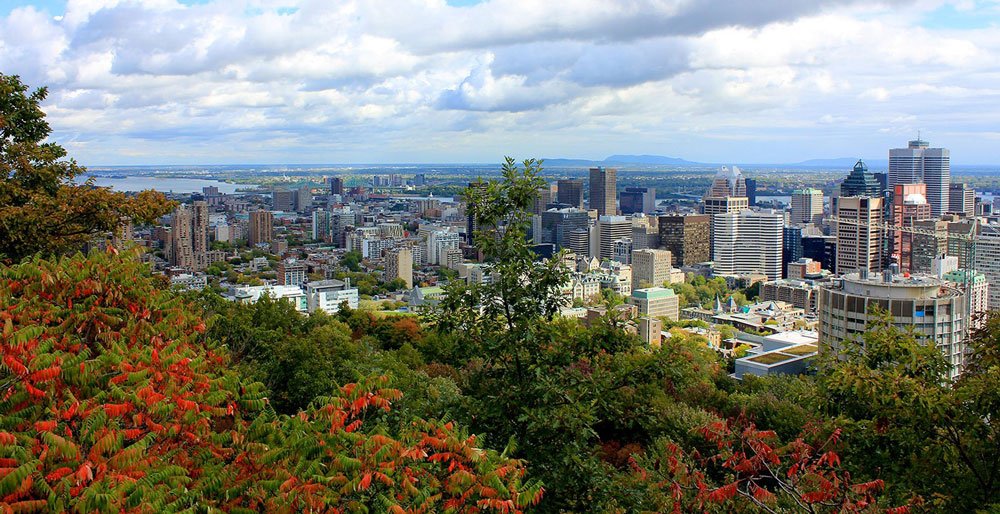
[628,416,916,513]
[0,249,542,512]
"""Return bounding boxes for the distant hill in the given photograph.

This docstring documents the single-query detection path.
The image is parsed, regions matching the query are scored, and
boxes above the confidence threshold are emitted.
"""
[792,157,888,168]
[542,154,703,167]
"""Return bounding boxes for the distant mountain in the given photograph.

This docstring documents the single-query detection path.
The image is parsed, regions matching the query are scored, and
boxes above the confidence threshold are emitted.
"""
[604,154,701,165]
[542,154,703,167]
[792,157,888,168]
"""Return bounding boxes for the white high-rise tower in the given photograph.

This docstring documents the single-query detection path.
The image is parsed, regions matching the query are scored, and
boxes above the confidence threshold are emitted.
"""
[889,138,950,217]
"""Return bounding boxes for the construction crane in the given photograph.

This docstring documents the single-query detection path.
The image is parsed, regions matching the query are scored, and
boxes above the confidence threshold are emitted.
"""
[826,214,990,341]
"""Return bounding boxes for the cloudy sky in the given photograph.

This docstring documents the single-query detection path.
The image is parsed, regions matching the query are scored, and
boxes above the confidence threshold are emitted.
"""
[2,0,999,165]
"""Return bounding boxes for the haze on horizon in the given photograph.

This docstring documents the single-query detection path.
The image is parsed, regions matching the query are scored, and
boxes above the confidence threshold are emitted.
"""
[2,0,1000,166]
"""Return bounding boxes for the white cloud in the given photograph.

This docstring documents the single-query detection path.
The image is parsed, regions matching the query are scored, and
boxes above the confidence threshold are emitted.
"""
[0,0,998,164]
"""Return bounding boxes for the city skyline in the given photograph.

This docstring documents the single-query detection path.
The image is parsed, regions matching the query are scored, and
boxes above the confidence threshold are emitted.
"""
[2,1,1000,166]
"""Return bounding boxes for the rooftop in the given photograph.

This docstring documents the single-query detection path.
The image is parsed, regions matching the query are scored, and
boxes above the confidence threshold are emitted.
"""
[632,287,677,300]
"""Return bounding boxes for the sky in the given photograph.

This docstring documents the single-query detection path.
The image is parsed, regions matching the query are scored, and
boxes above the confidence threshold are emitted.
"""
[1,0,1000,165]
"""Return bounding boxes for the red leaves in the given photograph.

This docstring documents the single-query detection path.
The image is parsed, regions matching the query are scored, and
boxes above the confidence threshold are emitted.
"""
[33,421,57,432]
[0,432,15,446]
[3,355,27,376]
[358,473,372,491]
[28,365,62,384]
[706,482,738,503]
[630,416,906,513]
[102,402,131,418]
[75,463,93,485]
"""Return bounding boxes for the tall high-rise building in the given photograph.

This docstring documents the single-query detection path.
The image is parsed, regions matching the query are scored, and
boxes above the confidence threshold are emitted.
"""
[598,215,631,261]
[706,166,747,198]
[557,179,584,209]
[702,166,750,256]
[191,201,209,270]
[534,185,554,215]
[297,186,312,211]
[631,249,674,288]
[249,210,274,246]
[711,210,783,281]
[385,247,413,288]
[835,196,883,274]
[910,219,949,274]
[330,177,345,196]
[840,159,882,198]
[974,228,1000,310]
[589,167,617,216]
[890,184,932,272]
[567,228,590,258]
[948,183,975,217]
[276,259,307,286]
[819,271,969,378]
[802,235,837,272]
[745,178,757,206]
[703,196,749,216]
[272,189,296,212]
[658,215,710,266]
[541,208,590,250]
[790,188,823,225]
[629,287,680,321]
[619,187,656,215]
[168,202,209,271]
[889,138,950,216]
[170,205,194,270]
[312,209,331,242]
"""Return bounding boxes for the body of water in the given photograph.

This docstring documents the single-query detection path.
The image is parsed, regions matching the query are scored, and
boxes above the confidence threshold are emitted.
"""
[81,175,255,194]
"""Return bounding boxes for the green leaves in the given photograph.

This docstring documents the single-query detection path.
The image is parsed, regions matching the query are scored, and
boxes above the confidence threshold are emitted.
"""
[0,74,173,261]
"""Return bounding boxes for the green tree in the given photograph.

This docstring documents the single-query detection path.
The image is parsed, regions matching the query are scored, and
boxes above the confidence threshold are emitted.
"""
[340,250,362,272]
[0,74,172,261]
[814,308,1000,511]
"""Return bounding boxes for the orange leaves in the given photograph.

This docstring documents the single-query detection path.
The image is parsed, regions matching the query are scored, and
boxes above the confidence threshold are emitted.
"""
[44,467,73,482]
[2,355,27,376]
[706,482,738,503]
[102,402,131,418]
[74,463,93,485]
[0,251,540,513]
[33,421,57,432]
[476,498,517,513]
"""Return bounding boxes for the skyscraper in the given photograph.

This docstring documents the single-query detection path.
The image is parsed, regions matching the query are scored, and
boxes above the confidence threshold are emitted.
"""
[632,249,674,288]
[889,138,950,216]
[890,184,932,272]
[948,183,975,217]
[557,179,584,209]
[170,205,194,270]
[840,159,882,201]
[835,196,883,274]
[598,215,630,261]
[657,215,710,266]
[272,189,296,212]
[819,270,969,378]
[534,185,554,215]
[385,247,413,288]
[249,210,274,246]
[541,208,590,250]
[619,187,656,215]
[589,167,617,216]
[790,188,823,225]
[312,209,331,242]
[330,177,344,195]
[702,166,749,215]
[169,202,209,271]
[711,210,783,281]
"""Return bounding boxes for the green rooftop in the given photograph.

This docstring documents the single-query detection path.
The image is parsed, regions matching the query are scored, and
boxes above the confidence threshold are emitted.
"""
[632,287,677,300]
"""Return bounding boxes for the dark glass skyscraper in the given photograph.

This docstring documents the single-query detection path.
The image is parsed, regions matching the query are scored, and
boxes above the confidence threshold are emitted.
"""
[840,160,882,198]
